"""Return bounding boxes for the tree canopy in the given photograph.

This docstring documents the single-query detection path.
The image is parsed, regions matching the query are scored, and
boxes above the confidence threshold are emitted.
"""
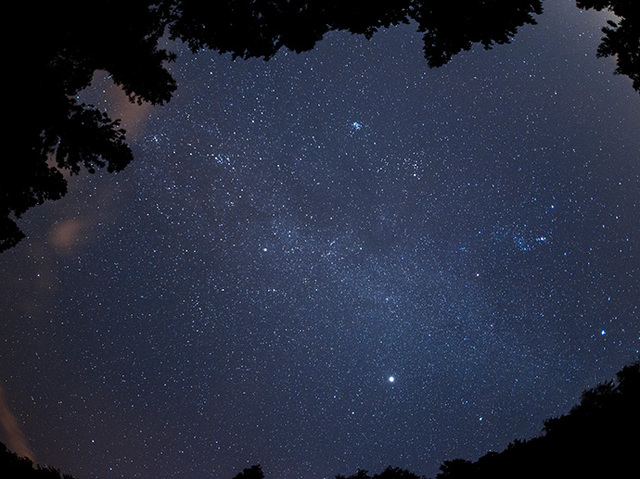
[1,359,637,478]
[5,0,638,252]
[435,360,640,479]
[577,0,639,92]
[0,441,74,479]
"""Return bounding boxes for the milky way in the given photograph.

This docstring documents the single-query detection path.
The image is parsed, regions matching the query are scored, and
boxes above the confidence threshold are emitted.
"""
[1,1,639,478]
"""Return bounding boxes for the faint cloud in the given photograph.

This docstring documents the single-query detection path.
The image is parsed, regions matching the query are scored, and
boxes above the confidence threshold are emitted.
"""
[79,70,155,140]
[107,84,154,139]
[49,218,87,250]
[0,385,35,461]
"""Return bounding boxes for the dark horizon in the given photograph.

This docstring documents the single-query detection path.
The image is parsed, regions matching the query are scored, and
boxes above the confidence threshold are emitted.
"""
[2,358,639,478]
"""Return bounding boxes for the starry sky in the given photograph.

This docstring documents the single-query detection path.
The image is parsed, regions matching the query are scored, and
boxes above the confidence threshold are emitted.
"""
[1,1,639,478]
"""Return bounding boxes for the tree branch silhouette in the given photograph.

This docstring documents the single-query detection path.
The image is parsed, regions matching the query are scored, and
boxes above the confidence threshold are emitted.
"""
[435,359,640,479]
[14,1,639,252]
[576,0,639,92]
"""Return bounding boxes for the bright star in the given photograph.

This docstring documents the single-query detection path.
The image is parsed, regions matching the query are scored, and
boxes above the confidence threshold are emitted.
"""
[388,376,395,383]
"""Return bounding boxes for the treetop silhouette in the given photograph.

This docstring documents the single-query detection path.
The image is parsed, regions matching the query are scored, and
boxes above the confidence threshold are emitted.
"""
[231,464,265,479]
[1,360,638,479]
[435,359,640,479]
[0,441,75,479]
[577,0,639,92]
[2,0,545,252]
[5,0,637,252]
[336,465,426,479]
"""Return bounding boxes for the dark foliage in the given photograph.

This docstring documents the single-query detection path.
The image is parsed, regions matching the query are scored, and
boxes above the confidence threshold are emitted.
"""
[6,1,638,252]
[413,1,543,67]
[577,0,640,92]
[232,464,265,479]
[435,360,640,479]
[0,441,265,479]
[1,360,638,478]
[4,0,545,252]
[164,1,543,67]
[336,465,426,479]
[0,442,75,479]
[5,1,176,252]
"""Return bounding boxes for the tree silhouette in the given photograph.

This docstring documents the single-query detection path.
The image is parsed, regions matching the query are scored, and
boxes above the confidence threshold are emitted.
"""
[412,1,543,67]
[577,0,640,92]
[1,360,638,479]
[4,0,546,252]
[231,464,265,479]
[163,1,544,67]
[5,1,177,252]
[336,465,426,479]
[8,0,639,252]
[0,441,75,479]
[435,359,640,479]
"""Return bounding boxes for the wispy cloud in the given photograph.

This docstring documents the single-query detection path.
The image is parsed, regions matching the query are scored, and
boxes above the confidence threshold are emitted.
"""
[49,218,88,250]
[0,385,35,461]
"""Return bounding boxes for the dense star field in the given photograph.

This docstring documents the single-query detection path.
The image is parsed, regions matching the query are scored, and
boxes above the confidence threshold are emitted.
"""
[1,1,639,478]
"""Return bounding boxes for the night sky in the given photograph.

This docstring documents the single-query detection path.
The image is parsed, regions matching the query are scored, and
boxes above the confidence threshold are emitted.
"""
[1,1,639,478]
